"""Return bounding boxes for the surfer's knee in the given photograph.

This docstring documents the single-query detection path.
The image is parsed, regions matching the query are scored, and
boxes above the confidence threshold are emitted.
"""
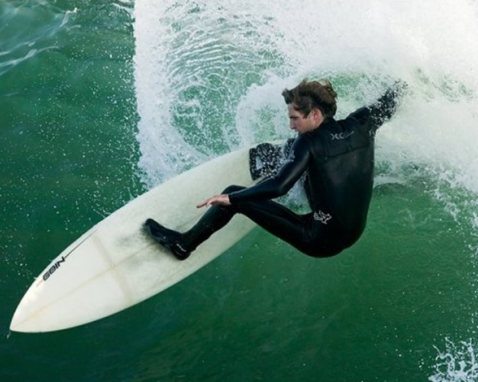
[300,242,344,258]
[299,247,342,258]
[307,249,342,258]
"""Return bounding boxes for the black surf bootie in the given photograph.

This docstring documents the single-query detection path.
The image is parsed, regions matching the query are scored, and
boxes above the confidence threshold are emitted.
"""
[144,218,191,260]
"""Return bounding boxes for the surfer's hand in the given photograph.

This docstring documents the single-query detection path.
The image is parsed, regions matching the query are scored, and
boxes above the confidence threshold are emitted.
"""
[197,194,231,208]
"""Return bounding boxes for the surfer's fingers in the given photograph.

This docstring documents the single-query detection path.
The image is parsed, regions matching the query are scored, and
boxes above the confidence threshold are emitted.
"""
[196,199,209,208]
[197,196,216,208]
[197,195,229,208]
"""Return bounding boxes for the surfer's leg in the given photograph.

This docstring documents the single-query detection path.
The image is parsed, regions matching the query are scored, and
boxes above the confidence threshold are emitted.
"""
[180,185,247,250]
[233,198,310,252]
[182,185,311,255]
[147,185,335,259]
[181,205,236,251]
[235,201,343,257]
[143,186,243,259]
[184,184,344,257]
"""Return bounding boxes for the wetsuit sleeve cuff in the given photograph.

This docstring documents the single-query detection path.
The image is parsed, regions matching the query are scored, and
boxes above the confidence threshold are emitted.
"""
[228,192,239,204]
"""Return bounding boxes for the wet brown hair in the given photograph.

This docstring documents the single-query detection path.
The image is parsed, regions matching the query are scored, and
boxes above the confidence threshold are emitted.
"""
[282,79,337,118]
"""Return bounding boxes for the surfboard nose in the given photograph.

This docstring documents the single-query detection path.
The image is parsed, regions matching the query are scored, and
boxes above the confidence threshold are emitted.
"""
[10,311,29,332]
[10,291,41,333]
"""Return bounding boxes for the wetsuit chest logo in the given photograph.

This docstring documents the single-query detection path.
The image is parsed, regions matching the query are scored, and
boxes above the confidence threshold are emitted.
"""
[330,131,354,141]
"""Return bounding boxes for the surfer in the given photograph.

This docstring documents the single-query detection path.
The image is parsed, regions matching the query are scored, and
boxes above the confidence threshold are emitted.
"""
[145,79,407,259]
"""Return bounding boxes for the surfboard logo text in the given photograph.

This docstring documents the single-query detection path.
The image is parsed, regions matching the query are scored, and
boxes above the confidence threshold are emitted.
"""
[42,256,67,281]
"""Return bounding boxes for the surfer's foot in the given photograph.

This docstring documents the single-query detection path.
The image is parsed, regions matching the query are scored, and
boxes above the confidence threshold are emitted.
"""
[144,219,191,260]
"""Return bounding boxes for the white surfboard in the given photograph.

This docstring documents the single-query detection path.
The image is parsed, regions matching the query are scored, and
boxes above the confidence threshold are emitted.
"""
[10,146,258,333]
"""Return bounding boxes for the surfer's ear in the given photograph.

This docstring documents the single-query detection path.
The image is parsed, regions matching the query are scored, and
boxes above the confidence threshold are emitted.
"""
[310,108,323,123]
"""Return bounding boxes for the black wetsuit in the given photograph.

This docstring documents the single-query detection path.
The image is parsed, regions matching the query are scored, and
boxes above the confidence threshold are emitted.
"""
[152,85,403,258]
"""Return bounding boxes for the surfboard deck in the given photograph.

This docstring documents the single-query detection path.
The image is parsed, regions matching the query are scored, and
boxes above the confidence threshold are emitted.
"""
[10,146,257,333]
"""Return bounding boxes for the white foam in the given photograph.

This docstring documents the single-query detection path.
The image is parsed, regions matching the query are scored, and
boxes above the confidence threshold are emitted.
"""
[134,0,478,199]
[429,338,478,382]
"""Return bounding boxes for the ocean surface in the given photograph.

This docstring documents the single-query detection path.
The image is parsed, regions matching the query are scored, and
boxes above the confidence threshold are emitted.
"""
[1,1,478,381]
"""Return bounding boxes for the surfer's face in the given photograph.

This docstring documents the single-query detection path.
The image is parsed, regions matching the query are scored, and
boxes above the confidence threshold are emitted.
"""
[288,104,323,134]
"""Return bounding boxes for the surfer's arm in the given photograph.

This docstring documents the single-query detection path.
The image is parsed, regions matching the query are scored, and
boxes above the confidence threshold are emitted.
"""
[197,140,300,209]
[228,137,310,203]
[348,80,407,131]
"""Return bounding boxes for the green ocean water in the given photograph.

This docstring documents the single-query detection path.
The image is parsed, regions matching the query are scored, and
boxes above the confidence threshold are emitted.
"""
[2,1,478,381]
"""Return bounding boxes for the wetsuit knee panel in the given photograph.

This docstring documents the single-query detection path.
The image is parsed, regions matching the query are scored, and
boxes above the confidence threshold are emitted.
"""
[299,237,344,258]
[300,219,346,258]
